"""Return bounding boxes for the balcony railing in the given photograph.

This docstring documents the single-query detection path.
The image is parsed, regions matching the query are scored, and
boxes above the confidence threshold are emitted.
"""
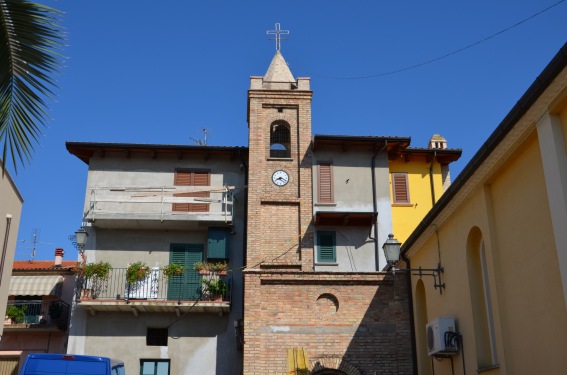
[4,300,70,331]
[76,268,231,305]
[84,186,234,224]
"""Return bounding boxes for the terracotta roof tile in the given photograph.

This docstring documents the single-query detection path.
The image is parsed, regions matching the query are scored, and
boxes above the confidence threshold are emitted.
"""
[13,260,76,271]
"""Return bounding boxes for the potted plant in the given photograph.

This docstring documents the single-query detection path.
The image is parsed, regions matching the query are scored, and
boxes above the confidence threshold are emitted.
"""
[127,261,149,284]
[73,261,112,299]
[202,278,229,301]
[6,305,26,324]
[162,262,184,280]
[73,261,112,280]
[194,261,211,275]
[211,261,228,276]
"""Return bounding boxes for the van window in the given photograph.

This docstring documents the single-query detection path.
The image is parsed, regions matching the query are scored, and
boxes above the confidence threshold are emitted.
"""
[111,365,125,375]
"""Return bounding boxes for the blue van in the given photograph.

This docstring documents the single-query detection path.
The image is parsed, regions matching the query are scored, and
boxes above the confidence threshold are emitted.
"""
[19,354,125,375]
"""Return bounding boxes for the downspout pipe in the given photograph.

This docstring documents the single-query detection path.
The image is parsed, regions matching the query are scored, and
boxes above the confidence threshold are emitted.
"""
[429,151,437,207]
[401,252,418,375]
[371,141,387,271]
[0,214,12,286]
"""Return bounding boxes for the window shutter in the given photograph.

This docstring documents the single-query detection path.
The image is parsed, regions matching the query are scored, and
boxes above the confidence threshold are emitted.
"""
[318,163,333,203]
[207,227,229,259]
[173,170,210,212]
[392,173,409,203]
[317,231,336,263]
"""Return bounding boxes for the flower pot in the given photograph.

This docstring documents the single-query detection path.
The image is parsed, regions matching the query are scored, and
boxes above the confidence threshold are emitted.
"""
[215,270,227,276]
[198,270,210,275]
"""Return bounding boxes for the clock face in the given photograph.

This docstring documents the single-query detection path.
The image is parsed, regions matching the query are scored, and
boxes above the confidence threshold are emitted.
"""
[272,170,289,186]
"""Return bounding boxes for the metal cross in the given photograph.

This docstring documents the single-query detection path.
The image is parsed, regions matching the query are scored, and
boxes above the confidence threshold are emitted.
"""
[267,23,289,51]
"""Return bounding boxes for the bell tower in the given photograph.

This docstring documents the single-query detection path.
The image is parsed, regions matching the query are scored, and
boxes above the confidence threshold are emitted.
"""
[246,47,313,270]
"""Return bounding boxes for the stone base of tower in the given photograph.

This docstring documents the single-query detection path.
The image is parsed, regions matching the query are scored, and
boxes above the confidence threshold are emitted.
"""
[242,271,414,375]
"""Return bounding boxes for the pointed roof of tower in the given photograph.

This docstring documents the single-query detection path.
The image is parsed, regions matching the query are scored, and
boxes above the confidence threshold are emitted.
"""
[264,51,295,83]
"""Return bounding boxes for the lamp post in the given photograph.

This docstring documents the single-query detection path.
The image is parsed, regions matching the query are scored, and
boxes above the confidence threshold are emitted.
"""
[382,234,445,294]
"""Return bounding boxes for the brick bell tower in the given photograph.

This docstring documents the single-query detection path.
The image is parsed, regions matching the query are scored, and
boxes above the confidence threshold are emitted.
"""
[246,50,314,270]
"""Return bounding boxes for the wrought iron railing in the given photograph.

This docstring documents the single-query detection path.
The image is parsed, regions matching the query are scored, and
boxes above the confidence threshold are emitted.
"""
[76,268,231,304]
[4,300,70,330]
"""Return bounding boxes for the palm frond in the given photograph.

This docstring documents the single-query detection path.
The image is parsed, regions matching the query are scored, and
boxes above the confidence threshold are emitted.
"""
[0,0,65,173]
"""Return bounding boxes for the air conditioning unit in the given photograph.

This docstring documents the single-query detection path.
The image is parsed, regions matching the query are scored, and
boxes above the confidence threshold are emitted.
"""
[426,317,459,356]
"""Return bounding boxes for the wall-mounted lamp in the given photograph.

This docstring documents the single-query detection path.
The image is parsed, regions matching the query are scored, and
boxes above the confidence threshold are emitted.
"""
[382,234,445,294]
[74,227,88,256]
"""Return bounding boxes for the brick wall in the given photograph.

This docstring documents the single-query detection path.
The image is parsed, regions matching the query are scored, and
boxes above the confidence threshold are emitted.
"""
[243,271,413,374]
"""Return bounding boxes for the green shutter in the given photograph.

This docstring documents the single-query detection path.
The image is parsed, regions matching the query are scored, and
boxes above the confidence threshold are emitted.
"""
[168,244,203,300]
[317,231,336,263]
[207,227,229,259]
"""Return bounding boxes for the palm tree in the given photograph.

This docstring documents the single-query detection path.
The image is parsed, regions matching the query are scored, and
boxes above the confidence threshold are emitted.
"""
[0,0,64,173]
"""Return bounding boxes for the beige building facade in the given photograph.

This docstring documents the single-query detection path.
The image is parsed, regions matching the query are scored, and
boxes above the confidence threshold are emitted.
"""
[0,161,23,340]
[401,43,567,375]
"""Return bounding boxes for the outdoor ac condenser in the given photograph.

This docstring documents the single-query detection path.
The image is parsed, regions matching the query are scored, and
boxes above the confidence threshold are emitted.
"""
[426,317,459,356]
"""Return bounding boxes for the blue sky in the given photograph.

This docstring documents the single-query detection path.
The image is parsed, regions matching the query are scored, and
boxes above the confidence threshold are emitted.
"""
[8,0,567,261]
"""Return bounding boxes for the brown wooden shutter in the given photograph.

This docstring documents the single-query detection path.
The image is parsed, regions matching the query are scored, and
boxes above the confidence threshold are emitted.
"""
[392,173,409,203]
[173,170,210,212]
[318,163,333,203]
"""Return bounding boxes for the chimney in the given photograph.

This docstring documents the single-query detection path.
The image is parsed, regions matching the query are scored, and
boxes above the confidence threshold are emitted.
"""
[54,248,64,267]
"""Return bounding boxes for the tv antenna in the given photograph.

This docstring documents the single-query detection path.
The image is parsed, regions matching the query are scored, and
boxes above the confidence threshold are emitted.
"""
[190,128,208,146]
[18,229,54,262]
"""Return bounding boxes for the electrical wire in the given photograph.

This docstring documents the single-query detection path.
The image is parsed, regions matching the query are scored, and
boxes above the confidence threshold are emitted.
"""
[313,0,565,80]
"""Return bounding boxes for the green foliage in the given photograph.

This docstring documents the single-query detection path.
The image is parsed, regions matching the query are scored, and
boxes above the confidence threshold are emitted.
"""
[162,263,184,280]
[73,261,112,280]
[211,261,228,272]
[0,0,66,173]
[194,261,228,273]
[5,305,26,323]
[127,261,149,284]
[193,261,210,271]
[202,278,229,298]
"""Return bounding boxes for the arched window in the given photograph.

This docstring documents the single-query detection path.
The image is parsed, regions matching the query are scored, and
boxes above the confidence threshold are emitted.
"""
[270,121,291,158]
[466,227,498,369]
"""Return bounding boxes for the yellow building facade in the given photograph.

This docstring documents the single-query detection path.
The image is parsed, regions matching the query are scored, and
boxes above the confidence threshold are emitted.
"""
[401,43,567,375]
[389,145,460,243]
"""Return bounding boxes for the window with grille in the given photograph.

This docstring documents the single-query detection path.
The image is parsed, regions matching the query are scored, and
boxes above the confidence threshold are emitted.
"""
[317,231,336,263]
[270,121,291,158]
[318,163,333,203]
[173,169,210,212]
[392,172,410,204]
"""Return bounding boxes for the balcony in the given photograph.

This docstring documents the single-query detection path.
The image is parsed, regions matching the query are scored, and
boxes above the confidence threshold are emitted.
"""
[84,186,234,230]
[75,268,231,315]
[4,300,70,331]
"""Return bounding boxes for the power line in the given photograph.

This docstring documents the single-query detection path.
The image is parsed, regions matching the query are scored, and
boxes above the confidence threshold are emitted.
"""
[313,0,566,80]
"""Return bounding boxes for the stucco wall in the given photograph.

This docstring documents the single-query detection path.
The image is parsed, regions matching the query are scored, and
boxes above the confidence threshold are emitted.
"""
[312,149,392,271]
[408,130,567,375]
[0,167,23,339]
[389,159,444,244]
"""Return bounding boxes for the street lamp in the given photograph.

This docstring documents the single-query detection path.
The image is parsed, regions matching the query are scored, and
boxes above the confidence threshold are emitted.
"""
[74,227,88,254]
[382,234,446,294]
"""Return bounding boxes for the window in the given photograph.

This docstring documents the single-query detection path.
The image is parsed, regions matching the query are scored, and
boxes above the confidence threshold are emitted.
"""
[270,121,291,158]
[317,231,336,263]
[173,169,210,212]
[318,163,333,203]
[146,328,168,346]
[140,360,170,375]
[392,172,410,204]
